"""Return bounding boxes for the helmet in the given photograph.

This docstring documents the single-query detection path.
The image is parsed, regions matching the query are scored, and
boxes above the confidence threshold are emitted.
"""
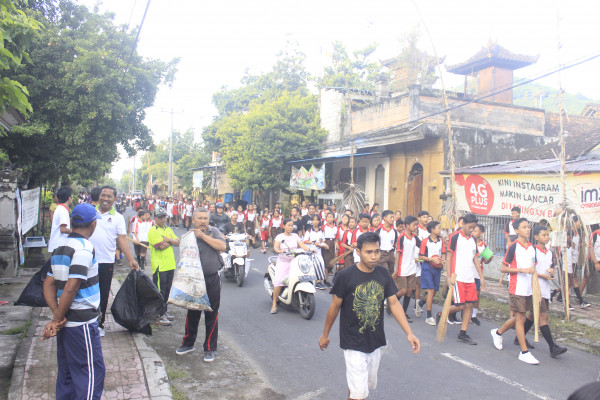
[215,202,224,209]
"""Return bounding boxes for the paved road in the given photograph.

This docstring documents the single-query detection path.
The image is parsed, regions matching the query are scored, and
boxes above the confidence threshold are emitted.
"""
[126,211,600,399]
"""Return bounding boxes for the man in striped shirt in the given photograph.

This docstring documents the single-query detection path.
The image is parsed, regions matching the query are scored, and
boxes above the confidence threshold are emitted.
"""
[42,203,105,399]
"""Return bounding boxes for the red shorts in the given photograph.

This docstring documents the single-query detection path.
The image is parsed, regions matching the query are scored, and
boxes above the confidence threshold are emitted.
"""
[261,230,269,241]
[453,281,478,305]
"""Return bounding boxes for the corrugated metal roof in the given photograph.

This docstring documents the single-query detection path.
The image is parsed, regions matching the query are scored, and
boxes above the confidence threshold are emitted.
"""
[441,157,600,175]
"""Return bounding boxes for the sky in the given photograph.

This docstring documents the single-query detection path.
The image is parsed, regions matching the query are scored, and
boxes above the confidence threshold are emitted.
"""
[77,0,600,180]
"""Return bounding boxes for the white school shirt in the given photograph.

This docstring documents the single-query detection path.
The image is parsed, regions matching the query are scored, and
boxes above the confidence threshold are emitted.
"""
[322,223,338,240]
[89,208,127,264]
[270,216,282,228]
[261,217,271,230]
[246,211,256,222]
[535,245,553,300]
[236,212,246,224]
[503,241,536,296]
[304,229,325,256]
[132,219,154,242]
[166,202,174,217]
[377,226,397,252]
[300,207,308,217]
[185,203,193,216]
[48,204,71,252]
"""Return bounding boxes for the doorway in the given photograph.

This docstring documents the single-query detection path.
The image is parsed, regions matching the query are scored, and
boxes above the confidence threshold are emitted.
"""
[406,163,423,217]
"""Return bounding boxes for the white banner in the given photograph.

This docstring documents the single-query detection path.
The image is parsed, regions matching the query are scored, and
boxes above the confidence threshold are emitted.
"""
[193,171,203,189]
[20,187,40,235]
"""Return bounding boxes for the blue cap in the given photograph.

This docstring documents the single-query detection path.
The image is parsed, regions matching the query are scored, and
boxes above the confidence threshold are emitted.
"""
[72,203,101,224]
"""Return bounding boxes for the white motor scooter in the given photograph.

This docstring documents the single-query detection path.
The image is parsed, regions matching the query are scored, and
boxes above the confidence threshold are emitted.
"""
[221,233,249,287]
[264,249,317,319]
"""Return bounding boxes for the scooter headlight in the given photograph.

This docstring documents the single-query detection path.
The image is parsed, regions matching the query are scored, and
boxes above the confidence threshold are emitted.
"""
[298,256,311,274]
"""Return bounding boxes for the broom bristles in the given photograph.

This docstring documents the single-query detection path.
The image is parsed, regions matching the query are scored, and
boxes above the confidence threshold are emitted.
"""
[437,273,456,343]
[532,272,541,343]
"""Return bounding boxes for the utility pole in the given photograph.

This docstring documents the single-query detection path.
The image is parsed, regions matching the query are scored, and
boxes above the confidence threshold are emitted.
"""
[161,108,183,196]
[132,156,136,192]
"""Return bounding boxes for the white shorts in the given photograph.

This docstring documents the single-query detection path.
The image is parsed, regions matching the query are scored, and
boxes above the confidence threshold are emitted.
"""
[344,348,381,399]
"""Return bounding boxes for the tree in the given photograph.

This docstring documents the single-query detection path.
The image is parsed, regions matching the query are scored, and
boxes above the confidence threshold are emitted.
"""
[203,47,327,193]
[320,41,388,96]
[0,0,178,185]
[0,0,43,118]
[214,91,326,192]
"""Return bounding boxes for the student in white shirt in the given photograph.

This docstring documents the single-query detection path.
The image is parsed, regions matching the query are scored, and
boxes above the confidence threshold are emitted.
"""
[48,186,73,253]
[131,209,154,270]
[304,214,329,289]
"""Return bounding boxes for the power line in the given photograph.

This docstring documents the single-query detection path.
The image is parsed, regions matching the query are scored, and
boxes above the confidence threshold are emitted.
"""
[274,51,600,160]
[122,0,151,80]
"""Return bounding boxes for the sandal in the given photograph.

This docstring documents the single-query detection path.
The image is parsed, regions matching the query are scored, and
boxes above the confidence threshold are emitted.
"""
[270,308,278,314]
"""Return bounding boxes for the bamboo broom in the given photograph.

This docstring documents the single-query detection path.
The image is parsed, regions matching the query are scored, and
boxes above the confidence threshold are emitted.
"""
[437,273,456,343]
[531,271,541,343]
[329,249,353,268]
[127,236,149,249]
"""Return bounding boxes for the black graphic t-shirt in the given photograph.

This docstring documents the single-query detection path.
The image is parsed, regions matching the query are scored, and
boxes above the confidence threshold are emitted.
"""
[330,264,398,353]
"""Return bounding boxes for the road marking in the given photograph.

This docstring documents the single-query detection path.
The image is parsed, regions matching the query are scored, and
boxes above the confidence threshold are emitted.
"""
[292,387,327,400]
[441,353,554,400]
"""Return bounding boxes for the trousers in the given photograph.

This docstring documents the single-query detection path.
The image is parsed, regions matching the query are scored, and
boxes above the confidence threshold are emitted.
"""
[182,273,221,351]
[98,263,114,328]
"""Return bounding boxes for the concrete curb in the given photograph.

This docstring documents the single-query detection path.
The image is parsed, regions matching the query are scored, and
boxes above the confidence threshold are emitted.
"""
[132,332,172,400]
[110,278,172,400]
[7,307,41,400]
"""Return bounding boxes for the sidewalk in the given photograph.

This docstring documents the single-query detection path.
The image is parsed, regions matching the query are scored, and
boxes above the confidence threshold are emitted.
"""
[7,279,171,400]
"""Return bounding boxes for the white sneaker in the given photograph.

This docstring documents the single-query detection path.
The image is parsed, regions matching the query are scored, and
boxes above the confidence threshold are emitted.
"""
[98,327,105,337]
[425,317,436,326]
[518,351,539,365]
[490,329,503,350]
[414,303,422,318]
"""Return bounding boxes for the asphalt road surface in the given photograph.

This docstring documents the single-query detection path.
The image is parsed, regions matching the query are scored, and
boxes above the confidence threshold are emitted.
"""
[126,210,599,400]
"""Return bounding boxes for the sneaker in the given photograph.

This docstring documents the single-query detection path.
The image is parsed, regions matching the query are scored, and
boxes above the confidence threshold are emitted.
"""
[471,317,481,326]
[315,282,326,290]
[405,314,413,323]
[518,351,539,365]
[414,303,422,318]
[491,329,503,350]
[457,332,477,345]
[176,345,195,355]
[448,313,460,325]
[98,327,106,337]
[580,301,591,308]
[435,312,442,326]
[204,351,215,363]
[164,312,175,321]
[324,281,333,289]
[155,315,172,326]
[514,337,535,349]
[425,317,436,326]
[550,344,567,358]
[568,305,575,311]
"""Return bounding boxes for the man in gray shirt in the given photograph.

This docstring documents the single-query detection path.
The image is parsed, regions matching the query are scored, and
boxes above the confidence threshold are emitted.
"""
[176,207,226,362]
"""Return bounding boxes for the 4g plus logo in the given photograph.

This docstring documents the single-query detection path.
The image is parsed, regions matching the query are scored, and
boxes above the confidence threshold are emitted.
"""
[458,175,494,215]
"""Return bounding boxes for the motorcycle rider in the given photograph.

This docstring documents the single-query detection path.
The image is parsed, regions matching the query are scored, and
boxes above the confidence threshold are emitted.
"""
[271,218,312,314]
[210,202,230,233]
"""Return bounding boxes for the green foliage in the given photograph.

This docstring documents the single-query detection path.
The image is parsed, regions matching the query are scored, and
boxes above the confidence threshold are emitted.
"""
[320,41,387,94]
[388,29,439,91]
[0,0,178,185]
[512,79,600,115]
[203,47,326,193]
[0,0,43,118]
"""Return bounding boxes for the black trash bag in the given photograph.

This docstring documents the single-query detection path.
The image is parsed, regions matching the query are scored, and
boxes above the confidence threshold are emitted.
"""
[111,269,163,333]
[14,259,50,307]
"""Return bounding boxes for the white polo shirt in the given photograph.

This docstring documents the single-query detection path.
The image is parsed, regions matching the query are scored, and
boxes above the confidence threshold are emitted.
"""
[396,232,421,276]
[376,226,397,252]
[89,207,126,264]
[503,240,535,296]
[448,230,478,283]
[48,204,71,252]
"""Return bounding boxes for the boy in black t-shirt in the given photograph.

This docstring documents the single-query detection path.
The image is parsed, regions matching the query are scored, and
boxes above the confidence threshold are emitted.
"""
[319,232,420,400]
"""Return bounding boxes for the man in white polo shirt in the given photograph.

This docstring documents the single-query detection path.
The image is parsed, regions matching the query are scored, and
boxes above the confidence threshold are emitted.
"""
[89,186,139,337]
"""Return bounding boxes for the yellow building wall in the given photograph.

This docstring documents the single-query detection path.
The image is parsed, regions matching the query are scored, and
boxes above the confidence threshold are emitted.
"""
[388,138,445,217]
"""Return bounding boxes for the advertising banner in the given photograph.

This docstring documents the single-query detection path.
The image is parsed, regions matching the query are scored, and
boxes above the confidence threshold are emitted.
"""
[454,173,600,225]
[20,187,40,235]
[290,165,326,190]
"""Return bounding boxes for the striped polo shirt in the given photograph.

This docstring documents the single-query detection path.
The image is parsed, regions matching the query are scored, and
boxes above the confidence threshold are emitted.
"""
[49,233,100,327]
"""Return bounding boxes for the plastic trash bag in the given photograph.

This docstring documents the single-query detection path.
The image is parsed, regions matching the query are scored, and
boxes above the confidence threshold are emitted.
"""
[111,269,163,333]
[14,259,50,307]
[168,231,212,311]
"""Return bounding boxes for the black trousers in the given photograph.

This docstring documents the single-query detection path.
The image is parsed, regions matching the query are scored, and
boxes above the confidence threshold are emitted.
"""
[98,263,114,328]
[153,269,174,315]
[181,273,221,351]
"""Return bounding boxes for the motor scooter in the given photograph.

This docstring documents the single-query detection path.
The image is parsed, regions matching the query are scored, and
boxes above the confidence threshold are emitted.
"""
[221,233,249,287]
[264,249,317,319]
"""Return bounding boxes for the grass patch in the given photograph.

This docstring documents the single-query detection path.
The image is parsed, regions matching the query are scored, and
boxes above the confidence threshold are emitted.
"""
[0,319,31,339]
[165,363,190,381]
[171,387,188,400]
